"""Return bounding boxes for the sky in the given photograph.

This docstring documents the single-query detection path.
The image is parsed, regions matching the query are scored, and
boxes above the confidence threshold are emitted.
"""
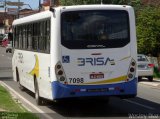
[0,0,41,10]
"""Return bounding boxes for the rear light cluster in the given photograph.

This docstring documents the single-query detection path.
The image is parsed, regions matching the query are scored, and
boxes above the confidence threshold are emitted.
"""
[148,64,154,68]
[127,59,136,81]
[55,61,67,84]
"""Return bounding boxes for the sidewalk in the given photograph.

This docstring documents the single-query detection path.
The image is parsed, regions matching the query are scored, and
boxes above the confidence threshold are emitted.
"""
[139,78,160,88]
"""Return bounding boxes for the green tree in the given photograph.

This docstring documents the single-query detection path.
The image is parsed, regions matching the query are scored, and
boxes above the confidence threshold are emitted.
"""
[137,6,160,56]
[103,0,128,4]
[59,0,134,5]
[59,0,97,5]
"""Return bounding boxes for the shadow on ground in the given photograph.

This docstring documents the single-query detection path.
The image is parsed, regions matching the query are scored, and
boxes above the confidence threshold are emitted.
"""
[45,97,160,118]
[0,77,13,80]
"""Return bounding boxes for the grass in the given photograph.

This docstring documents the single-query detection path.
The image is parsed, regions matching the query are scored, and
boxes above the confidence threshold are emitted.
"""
[0,85,39,119]
[153,67,160,78]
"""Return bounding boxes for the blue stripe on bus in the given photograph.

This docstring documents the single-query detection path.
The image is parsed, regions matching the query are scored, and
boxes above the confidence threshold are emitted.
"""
[51,78,137,100]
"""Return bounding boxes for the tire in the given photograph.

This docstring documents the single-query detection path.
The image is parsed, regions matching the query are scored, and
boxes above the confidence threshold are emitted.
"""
[16,69,25,91]
[34,78,43,105]
[138,77,142,82]
[148,76,153,82]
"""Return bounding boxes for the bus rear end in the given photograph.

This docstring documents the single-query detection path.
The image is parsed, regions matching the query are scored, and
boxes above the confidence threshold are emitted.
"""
[52,5,137,100]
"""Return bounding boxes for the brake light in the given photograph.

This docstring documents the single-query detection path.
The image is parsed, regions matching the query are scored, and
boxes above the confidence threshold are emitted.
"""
[148,64,154,68]
[55,61,67,84]
[127,59,136,81]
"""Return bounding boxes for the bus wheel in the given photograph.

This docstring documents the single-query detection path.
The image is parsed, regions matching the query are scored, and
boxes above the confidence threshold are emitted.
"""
[16,69,25,91]
[34,78,43,105]
[148,76,153,82]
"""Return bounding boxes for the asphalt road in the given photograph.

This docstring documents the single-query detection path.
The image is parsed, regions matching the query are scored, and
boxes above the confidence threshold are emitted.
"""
[0,47,160,119]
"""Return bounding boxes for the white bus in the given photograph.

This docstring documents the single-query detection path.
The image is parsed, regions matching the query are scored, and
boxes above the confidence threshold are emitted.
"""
[12,5,137,105]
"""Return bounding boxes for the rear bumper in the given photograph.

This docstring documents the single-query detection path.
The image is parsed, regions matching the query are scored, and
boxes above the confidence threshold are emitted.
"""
[138,69,153,77]
[52,78,137,100]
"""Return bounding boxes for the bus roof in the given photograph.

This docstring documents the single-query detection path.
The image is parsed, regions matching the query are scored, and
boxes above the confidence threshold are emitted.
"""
[58,4,132,11]
[12,10,53,26]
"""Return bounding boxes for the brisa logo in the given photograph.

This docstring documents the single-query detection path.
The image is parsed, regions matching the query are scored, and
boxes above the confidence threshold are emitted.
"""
[77,57,115,66]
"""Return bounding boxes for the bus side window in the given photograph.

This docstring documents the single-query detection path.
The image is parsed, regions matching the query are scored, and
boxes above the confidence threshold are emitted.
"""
[15,26,19,48]
[13,26,16,47]
[46,19,50,53]
[32,23,38,50]
[23,25,27,49]
[28,24,32,50]
[39,21,45,51]
[19,26,22,49]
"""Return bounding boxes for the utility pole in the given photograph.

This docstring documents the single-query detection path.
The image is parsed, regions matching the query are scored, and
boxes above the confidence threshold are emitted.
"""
[3,0,6,34]
[39,0,41,12]
[51,0,54,6]
[101,0,103,4]
[17,0,20,18]
[4,0,6,13]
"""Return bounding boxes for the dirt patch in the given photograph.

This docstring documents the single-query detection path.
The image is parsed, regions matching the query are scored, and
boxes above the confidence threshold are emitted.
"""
[0,108,6,112]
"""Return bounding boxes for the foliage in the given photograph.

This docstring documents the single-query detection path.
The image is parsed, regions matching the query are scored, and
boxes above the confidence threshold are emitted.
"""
[0,85,25,112]
[0,85,38,119]
[153,67,160,78]
[136,6,160,56]
[59,0,135,5]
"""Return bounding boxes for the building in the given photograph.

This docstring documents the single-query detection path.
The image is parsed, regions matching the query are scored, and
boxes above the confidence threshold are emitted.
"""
[0,12,15,34]
[19,9,39,18]
[42,0,59,11]
[0,8,40,34]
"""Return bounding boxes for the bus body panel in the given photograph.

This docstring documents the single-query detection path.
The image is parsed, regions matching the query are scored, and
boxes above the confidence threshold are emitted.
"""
[12,50,53,99]
[52,78,137,99]
[128,7,137,65]
[61,45,132,85]
[12,11,54,100]
[54,5,137,99]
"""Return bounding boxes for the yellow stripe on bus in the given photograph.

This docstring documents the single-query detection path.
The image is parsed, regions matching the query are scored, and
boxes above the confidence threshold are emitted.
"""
[29,54,39,78]
[119,56,131,61]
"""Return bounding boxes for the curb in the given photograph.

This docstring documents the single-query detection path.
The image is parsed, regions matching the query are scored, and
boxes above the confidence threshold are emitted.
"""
[153,78,160,81]
[139,79,160,88]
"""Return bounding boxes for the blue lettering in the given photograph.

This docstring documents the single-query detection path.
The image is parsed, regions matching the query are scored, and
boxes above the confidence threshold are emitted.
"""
[77,57,115,66]
[86,58,93,65]
[77,58,85,66]
[96,57,104,65]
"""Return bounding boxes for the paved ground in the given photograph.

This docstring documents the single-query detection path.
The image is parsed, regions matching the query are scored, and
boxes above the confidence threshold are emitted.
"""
[139,78,160,88]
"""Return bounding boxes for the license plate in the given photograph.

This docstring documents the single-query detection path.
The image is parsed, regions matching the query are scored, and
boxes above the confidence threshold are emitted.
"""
[138,65,146,68]
[90,73,104,79]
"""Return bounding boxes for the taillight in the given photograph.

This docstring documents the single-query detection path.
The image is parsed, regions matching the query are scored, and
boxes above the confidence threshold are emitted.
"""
[55,61,67,84]
[127,59,136,81]
[148,64,154,68]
